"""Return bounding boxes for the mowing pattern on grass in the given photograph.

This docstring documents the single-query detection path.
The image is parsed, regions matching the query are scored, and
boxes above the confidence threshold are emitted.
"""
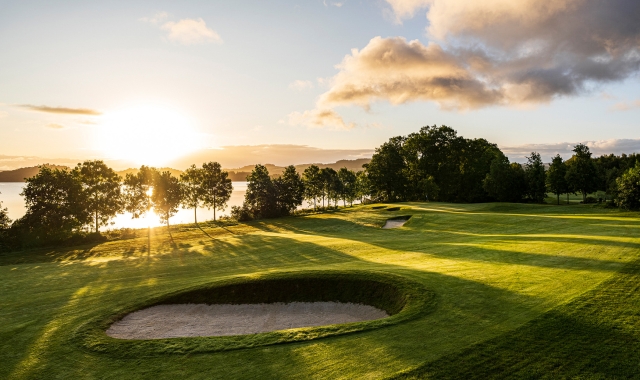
[76,270,434,357]
[393,260,640,379]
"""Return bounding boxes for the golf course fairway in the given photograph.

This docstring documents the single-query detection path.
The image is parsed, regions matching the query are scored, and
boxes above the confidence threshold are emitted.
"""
[1,202,639,379]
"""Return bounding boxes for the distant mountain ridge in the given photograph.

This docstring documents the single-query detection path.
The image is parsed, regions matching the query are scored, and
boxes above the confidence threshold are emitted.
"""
[0,165,69,182]
[0,159,371,182]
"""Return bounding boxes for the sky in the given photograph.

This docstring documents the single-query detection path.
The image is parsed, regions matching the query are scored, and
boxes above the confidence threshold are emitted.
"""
[1,0,639,170]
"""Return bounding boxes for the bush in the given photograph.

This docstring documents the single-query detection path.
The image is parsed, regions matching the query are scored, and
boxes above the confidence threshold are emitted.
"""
[583,196,597,204]
[230,205,253,221]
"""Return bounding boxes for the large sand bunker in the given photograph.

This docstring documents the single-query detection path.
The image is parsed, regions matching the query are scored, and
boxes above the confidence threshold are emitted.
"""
[106,302,388,339]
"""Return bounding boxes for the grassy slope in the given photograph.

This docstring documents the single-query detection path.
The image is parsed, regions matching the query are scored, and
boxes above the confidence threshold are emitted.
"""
[1,203,639,379]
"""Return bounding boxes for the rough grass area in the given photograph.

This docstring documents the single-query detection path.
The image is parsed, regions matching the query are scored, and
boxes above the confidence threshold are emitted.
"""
[77,271,433,357]
[1,202,640,379]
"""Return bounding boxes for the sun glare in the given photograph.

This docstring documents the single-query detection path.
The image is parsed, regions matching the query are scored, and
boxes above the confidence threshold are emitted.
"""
[95,104,201,166]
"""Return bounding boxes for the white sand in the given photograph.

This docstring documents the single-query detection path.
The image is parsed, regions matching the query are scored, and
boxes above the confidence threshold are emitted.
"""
[106,302,388,340]
[382,219,409,229]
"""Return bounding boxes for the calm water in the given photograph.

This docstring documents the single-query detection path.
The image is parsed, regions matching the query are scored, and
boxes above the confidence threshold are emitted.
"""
[0,182,250,230]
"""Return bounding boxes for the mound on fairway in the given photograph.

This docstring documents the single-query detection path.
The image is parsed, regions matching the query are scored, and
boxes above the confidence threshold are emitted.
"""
[106,302,389,339]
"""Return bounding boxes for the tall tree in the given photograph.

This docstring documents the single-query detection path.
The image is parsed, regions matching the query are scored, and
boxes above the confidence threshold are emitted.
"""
[566,144,598,202]
[180,165,205,224]
[201,162,233,221]
[365,136,407,202]
[524,152,547,203]
[274,165,304,215]
[337,168,357,207]
[355,170,371,204]
[303,165,322,210]
[17,166,89,241]
[123,166,157,219]
[483,156,526,202]
[547,154,568,205]
[0,194,10,230]
[615,162,640,211]
[244,164,277,218]
[72,160,123,234]
[151,171,183,238]
[320,167,339,208]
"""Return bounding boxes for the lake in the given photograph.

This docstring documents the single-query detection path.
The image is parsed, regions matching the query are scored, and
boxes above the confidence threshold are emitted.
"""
[0,182,251,230]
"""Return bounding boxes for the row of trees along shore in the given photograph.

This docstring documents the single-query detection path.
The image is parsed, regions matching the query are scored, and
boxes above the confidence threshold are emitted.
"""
[1,125,640,250]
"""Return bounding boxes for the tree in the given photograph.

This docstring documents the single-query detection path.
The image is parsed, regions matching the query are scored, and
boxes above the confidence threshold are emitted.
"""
[615,162,640,210]
[0,195,10,230]
[566,144,598,202]
[274,165,304,215]
[180,165,205,224]
[483,156,526,202]
[547,154,568,205]
[355,170,371,204]
[201,162,233,221]
[123,166,157,219]
[244,164,277,218]
[303,165,322,210]
[366,136,407,202]
[524,152,546,203]
[16,166,89,241]
[337,168,357,206]
[72,160,123,234]
[151,171,183,238]
[419,175,439,201]
[319,167,339,208]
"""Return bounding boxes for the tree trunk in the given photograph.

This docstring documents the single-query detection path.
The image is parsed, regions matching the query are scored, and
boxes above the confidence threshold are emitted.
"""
[567,193,569,205]
[557,193,560,205]
[213,194,217,221]
[95,211,98,234]
[194,207,198,225]
[167,215,173,241]
[582,192,587,202]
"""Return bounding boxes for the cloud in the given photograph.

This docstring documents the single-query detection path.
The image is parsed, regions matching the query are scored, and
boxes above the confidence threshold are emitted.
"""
[19,105,102,115]
[384,0,431,22]
[161,18,222,45]
[323,0,344,7]
[139,11,169,24]
[288,108,355,130]
[318,37,503,111]
[289,80,314,90]
[0,111,7,118]
[46,123,66,129]
[502,138,640,162]
[312,0,640,115]
[611,99,640,111]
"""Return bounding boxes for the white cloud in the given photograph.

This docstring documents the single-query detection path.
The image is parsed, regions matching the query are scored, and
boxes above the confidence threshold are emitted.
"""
[141,12,223,45]
[161,18,223,45]
[289,80,314,90]
[384,0,431,22]
[288,109,355,130]
[502,139,640,162]
[610,100,640,111]
[139,11,169,24]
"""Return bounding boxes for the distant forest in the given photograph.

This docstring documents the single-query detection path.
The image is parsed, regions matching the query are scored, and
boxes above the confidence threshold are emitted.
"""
[1,125,639,251]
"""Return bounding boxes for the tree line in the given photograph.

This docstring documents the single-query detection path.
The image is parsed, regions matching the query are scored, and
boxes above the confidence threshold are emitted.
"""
[1,124,640,250]
[362,125,640,208]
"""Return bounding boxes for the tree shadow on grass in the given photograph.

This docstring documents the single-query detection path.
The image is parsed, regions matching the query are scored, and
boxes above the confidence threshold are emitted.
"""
[392,261,640,379]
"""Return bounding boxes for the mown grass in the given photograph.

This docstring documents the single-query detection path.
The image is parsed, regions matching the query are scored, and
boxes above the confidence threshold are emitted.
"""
[1,202,639,379]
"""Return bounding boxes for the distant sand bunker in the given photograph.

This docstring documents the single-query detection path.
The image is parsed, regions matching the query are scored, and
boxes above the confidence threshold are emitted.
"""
[106,302,388,339]
[382,217,411,229]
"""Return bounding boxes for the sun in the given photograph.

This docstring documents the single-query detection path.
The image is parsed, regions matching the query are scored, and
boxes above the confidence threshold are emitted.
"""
[95,104,202,166]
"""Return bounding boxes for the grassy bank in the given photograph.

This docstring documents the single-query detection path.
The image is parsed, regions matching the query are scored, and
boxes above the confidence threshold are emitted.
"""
[1,202,639,379]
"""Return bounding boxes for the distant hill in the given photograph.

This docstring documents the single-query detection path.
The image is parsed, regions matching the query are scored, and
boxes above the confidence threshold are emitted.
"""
[116,167,184,179]
[0,165,69,182]
[225,159,370,181]
[1,159,371,182]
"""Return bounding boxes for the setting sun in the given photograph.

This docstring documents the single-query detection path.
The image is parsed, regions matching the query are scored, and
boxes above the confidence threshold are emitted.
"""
[94,104,202,166]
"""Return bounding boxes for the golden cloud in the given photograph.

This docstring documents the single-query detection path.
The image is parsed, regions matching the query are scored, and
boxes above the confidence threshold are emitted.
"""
[20,105,102,115]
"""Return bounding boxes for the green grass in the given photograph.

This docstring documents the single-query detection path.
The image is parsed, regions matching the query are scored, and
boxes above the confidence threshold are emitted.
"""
[1,202,640,379]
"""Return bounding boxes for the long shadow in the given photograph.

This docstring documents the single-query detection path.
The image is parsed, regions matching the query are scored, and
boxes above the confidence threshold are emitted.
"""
[256,216,632,274]
[391,260,640,379]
